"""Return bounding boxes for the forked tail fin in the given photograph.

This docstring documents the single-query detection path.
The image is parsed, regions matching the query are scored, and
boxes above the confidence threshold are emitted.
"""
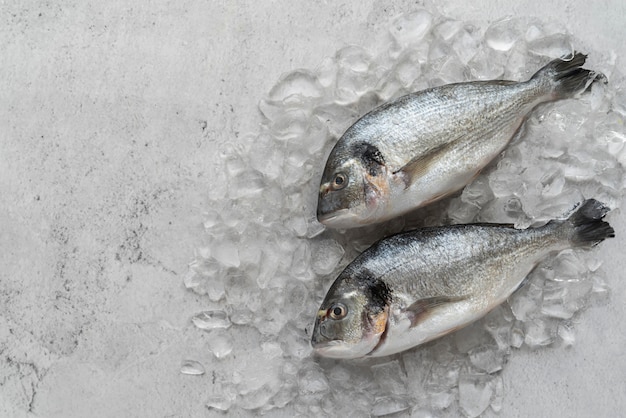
[531,52,605,99]
[565,199,615,246]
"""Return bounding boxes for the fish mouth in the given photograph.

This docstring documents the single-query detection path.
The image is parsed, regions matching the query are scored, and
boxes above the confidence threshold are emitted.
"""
[317,209,362,229]
[312,340,358,359]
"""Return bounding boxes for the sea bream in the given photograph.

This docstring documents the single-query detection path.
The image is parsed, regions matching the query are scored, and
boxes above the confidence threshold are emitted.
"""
[311,199,614,359]
[317,53,602,228]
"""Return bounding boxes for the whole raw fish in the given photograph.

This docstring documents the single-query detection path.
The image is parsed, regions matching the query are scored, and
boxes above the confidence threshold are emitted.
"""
[317,53,602,228]
[311,199,614,359]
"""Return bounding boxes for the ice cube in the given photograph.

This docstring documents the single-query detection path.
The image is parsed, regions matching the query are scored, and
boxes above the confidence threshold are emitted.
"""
[528,33,574,58]
[192,310,231,331]
[371,360,407,394]
[180,360,205,376]
[434,19,464,41]
[490,375,505,413]
[268,69,323,102]
[269,108,310,142]
[451,26,481,65]
[371,396,411,416]
[206,393,234,412]
[316,56,338,88]
[557,322,576,346]
[207,332,233,359]
[510,326,525,348]
[485,17,522,51]
[311,238,345,275]
[458,373,495,418]
[389,10,433,47]
[393,51,422,88]
[524,318,557,348]
[239,384,277,410]
[230,308,253,325]
[468,345,505,373]
[430,390,455,410]
[298,366,330,395]
[468,48,505,80]
[224,272,261,311]
[454,321,492,353]
[212,239,240,268]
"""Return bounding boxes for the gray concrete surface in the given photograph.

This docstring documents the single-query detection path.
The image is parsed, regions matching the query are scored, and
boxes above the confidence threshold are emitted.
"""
[2,1,625,417]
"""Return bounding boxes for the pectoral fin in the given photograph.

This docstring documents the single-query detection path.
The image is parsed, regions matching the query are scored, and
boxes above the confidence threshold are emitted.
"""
[404,295,466,328]
[394,141,457,189]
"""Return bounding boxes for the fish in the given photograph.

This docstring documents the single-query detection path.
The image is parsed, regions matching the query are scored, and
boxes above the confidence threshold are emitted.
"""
[317,53,603,229]
[311,199,614,359]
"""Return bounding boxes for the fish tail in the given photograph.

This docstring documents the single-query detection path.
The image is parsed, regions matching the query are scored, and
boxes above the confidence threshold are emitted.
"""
[561,199,615,246]
[530,52,605,99]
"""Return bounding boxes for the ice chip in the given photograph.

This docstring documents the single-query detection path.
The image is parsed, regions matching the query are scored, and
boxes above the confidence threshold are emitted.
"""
[430,391,455,410]
[336,45,372,73]
[491,375,505,413]
[524,318,557,348]
[180,360,205,376]
[271,108,310,141]
[206,275,226,302]
[206,395,233,412]
[192,310,231,330]
[557,322,576,346]
[335,46,378,103]
[239,384,278,410]
[203,208,222,229]
[510,326,525,348]
[371,396,411,417]
[528,33,574,58]
[213,239,240,268]
[207,332,233,358]
[468,48,505,80]
[298,366,329,395]
[452,26,481,64]
[311,239,345,275]
[230,308,253,325]
[468,345,505,373]
[389,10,433,46]
[268,69,323,102]
[393,51,422,88]
[458,373,495,418]
[454,322,492,353]
[434,19,463,41]
[485,17,522,51]
[316,56,338,88]
[371,360,407,394]
[183,267,204,291]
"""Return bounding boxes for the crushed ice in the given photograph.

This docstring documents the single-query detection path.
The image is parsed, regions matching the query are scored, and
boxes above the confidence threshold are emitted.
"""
[184,8,625,417]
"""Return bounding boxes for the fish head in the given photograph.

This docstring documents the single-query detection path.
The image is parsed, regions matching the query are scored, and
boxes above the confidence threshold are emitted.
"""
[317,149,390,229]
[311,274,390,359]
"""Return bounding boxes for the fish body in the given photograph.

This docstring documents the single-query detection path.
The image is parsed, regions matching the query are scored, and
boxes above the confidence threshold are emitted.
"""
[311,199,614,359]
[317,53,601,228]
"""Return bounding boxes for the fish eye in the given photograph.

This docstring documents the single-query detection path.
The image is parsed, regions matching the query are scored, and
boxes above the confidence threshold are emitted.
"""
[331,173,347,191]
[329,303,347,320]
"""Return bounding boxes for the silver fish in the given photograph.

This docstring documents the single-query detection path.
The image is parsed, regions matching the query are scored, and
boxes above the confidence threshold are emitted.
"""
[311,199,614,359]
[317,53,602,228]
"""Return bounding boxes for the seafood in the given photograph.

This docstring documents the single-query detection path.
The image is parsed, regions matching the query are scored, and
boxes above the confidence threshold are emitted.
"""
[311,199,614,358]
[317,53,602,228]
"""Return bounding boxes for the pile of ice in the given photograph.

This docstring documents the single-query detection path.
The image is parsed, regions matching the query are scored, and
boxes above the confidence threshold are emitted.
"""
[183,9,625,417]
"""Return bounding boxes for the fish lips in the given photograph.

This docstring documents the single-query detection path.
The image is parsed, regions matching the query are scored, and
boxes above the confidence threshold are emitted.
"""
[317,194,366,228]
[311,317,383,359]
[311,334,381,359]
